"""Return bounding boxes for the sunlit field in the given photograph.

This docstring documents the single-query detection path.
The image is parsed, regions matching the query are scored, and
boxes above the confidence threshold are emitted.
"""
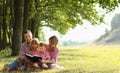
[1,45,120,73]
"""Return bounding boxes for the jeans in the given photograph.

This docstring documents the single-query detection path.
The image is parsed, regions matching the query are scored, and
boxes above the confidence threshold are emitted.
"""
[7,61,26,71]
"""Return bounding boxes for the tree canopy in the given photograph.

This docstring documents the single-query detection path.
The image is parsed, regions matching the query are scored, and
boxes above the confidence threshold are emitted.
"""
[0,0,120,55]
[29,0,120,34]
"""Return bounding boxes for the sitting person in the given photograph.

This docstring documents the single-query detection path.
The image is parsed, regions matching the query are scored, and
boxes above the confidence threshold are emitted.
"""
[34,42,51,69]
[4,30,33,72]
[24,38,51,71]
[24,38,40,71]
[45,35,64,69]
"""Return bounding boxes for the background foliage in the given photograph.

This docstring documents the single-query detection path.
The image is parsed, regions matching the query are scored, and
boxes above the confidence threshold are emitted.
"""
[0,0,120,55]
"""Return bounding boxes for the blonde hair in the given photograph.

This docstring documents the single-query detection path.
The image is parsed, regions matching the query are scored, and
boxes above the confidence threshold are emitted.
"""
[30,38,39,48]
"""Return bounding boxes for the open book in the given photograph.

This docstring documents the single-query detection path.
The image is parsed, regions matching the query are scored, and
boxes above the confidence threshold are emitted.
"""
[25,53,42,62]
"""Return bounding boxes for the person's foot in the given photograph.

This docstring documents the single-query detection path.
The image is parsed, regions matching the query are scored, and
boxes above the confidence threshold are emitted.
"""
[42,63,48,69]
[16,67,23,71]
[33,63,40,68]
[4,64,10,71]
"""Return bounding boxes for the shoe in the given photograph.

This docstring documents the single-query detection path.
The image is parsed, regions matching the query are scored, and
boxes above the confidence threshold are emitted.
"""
[4,64,10,71]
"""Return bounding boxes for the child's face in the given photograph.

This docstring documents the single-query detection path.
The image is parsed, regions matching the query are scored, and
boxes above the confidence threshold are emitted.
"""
[49,42,56,50]
[38,46,45,52]
[31,43,38,50]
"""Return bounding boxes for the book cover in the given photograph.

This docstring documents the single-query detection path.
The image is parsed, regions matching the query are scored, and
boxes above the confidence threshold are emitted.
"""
[25,53,42,62]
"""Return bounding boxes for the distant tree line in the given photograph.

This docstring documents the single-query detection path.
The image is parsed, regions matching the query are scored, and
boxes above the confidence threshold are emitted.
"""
[62,40,87,46]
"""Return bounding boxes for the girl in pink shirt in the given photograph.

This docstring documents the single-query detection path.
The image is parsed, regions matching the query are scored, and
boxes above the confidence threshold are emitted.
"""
[26,38,51,71]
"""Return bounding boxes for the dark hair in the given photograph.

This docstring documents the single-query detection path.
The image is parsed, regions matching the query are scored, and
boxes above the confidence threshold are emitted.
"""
[23,30,32,34]
[49,35,58,44]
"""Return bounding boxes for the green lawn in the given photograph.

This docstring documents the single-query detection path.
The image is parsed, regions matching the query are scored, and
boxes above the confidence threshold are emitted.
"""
[1,45,120,73]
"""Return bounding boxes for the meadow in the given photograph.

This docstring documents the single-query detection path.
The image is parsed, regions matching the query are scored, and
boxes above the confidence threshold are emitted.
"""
[1,45,120,73]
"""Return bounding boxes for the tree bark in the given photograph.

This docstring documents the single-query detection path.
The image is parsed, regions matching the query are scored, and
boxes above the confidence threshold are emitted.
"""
[8,0,14,46]
[23,0,30,31]
[10,0,14,26]
[0,23,1,42]
[1,0,7,49]
[0,0,2,42]
[12,0,24,56]
[22,0,30,42]
[30,19,37,38]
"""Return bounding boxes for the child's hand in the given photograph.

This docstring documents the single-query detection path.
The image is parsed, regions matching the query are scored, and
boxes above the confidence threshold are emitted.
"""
[41,60,45,63]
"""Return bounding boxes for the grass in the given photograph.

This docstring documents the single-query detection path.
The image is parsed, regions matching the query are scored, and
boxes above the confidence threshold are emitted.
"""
[1,45,120,73]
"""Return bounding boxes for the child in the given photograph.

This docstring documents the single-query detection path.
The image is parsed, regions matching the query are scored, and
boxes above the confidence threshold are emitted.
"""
[25,38,40,71]
[25,39,51,71]
[46,35,64,69]
[32,42,51,69]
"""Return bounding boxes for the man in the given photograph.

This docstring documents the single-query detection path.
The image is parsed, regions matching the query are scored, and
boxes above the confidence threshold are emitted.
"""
[4,30,32,71]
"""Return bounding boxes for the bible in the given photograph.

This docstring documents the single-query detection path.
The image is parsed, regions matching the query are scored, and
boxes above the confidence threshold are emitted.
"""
[25,53,42,62]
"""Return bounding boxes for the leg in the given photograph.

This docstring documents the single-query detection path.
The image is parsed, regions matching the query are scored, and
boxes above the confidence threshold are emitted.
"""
[4,61,19,71]
[32,63,42,72]
[26,62,34,71]
[16,63,27,71]
[49,64,64,69]
[33,63,40,68]
[42,63,48,69]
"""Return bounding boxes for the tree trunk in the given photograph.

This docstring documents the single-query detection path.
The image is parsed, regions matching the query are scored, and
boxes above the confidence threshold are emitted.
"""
[0,23,1,42]
[34,0,40,38]
[0,1,2,42]
[1,0,7,49]
[23,0,30,31]
[12,0,24,56]
[30,19,37,38]
[10,0,14,26]
[0,21,2,50]
[22,0,30,42]
[8,0,14,46]
[0,0,3,50]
